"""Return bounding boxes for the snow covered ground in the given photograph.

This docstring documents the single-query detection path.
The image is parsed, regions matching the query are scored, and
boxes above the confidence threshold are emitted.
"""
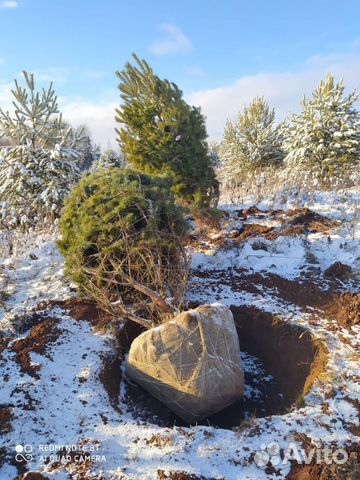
[0,190,359,479]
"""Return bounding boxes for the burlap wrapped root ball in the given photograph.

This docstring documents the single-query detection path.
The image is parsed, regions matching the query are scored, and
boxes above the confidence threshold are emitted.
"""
[126,304,244,422]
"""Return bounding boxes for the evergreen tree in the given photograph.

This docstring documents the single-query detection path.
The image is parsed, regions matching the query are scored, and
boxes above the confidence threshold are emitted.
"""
[219,96,284,187]
[58,169,188,326]
[91,147,125,171]
[73,125,100,171]
[219,120,242,188]
[208,139,221,168]
[115,54,218,207]
[283,74,360,187]
[0,71,81,227]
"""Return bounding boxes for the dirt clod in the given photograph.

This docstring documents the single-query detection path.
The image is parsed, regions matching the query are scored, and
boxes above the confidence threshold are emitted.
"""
[16,473,49,480]
[324,261,353,280]
[158,471,215,480]
[11,317,61,378]
[0,406,12,434]
[235,223,273,241]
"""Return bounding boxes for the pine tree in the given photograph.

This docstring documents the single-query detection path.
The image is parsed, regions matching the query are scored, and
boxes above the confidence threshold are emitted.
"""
[208,139,221,168]
[91,148,125,171]
[219,120,242,188]
[73,125,100,171]
[219,96,284,188]
[0,71,81,227]
[115,54,218,208]
[283,74,360,187]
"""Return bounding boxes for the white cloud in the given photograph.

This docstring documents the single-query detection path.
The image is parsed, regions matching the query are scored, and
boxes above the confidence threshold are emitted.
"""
[188,51,360,140]
[0,81,13,111]
[149,24,192,55]
[60,99,118,148]
[0,1,18,9]
[0,83,117,147]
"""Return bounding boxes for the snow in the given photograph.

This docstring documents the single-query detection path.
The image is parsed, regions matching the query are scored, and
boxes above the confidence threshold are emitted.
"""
[0,189,359,479]
[191,236,308,280]
[0,230,73,334]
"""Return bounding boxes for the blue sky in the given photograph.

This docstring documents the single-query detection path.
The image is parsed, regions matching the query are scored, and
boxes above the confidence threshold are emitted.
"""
[0,0,359,146]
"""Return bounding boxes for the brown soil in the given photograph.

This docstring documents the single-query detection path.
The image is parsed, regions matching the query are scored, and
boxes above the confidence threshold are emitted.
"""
[98,318,145,411]
[233,205,266,219]
[55,297,114,329]
[324,261,353,280]
[99,353,122,412]
[286,207,339,231]
[286,448,360,480]
[13,298,141,413]
[51,298,145,411]
[11,317,61,378]
[269,208,338,238]
[273,225,305,238]
[287,463,332,480]
[232,306,328,402]
[230,270,360,328]
[98,352,122,413]
[158,471,217,480]
[0,335,10,362]
[193,210,222,235]
[0,406,12,434]
[323,291,360,328]
[234,223,274,241]
[16,473,49,480]
[226,207,339,242]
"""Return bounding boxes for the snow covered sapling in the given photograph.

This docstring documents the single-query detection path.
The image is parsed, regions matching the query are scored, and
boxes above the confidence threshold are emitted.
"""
[0,71,82,228]
[283,74,360,188]
[73,124,100,171]
[115,54,219,208]
[91,147,125,171]
[219,96,284,190]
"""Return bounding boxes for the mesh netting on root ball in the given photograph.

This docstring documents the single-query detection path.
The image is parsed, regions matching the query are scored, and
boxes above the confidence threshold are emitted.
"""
[57,169,189,327]
[117,306,328,429]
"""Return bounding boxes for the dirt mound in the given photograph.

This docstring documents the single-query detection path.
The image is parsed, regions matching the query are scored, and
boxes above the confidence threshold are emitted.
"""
[55,298,114,328]
[235,223,273,241]
[16,473,49,480]
[323,292,360,328]
[269,208,338,238]
[324,261,353,280]
[286,207,338,233]
[11,317,61,378]
[230,271,360,328]
[242,206,264,217]
[229,207,338,242]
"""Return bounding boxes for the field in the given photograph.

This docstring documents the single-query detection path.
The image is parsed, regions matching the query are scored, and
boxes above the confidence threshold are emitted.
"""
[0,189,359,480]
